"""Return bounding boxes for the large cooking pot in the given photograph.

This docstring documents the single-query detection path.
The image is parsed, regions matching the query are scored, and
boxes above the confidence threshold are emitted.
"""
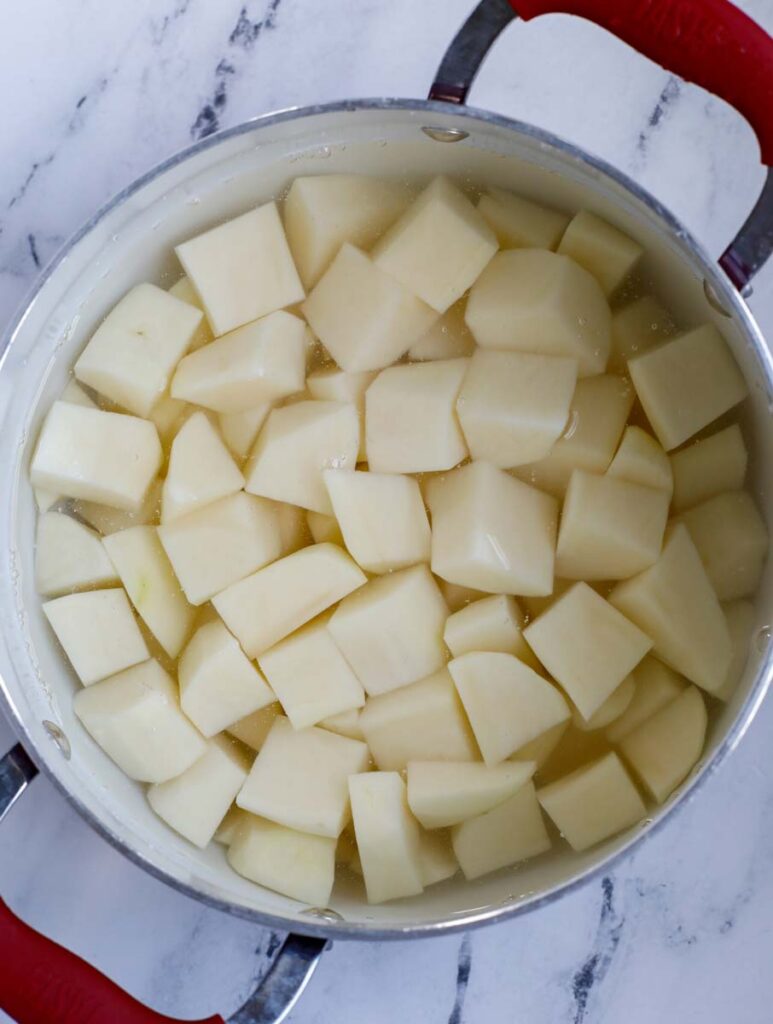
[1,1,772,1021]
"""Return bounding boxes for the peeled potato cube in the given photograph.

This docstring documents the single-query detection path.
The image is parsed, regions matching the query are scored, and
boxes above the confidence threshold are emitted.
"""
[407,759,535,829]
[556,470,669,580]
[607,426,673,496]
[620,686,706,802]
[511,721,568,769]
[572,674,635,731]
[443,594,535,666]
[452,781,550,880]
[161,411,244,523]
[629,325,747,450]
[61,380,97,407]
[227,702,282,751]
[245,400,359,515]
[218,403,274,460]
[31,402,161,511]
[680,491,767,601]
[359,668,478,770]
[670,424,747,512]
[477,187,569,250]
[418,829,459,886]
[328,564,448,696]
[524,583,652,720]
[35,512,119,597]
[237,716,369,837]
[609,524,731,694]
[306,511,344,546]
[457,350,578,467]
[427,461,558,596]
[609,295,675,371]
[319,707,364,741]
[148,737,250,848]
[168,275,214,350]
[213,542,366,658]
[214,806,249,846]
[228,816,336,906]
[558,210,643,296]
[349,772,425,904]
[606,656,686,743]
[365,359,469,474]
[715,600,755,701]
[43,589,149,686]
[323,469,430,573]
[465,249,611,377]
[307,368,377,461]
[408,301,475,361]
[537,752,646,852]
[373,176,498,313]
[74,480,162,537]
[175,202,304,336]
[179,620,274,737]
[73,659,206,782]
[437,580,487,613]
[270,500,313,556]
[449,652,570,765]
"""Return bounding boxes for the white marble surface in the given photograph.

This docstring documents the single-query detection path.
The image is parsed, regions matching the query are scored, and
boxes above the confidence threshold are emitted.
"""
[1,1,773,1021]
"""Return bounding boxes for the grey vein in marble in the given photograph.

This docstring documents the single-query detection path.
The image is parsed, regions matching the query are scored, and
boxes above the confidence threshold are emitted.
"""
[448,933,473,1024]
[571,877,624,1024]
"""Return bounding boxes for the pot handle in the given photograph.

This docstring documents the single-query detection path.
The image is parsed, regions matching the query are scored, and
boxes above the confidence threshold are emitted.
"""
[429,0,773,291]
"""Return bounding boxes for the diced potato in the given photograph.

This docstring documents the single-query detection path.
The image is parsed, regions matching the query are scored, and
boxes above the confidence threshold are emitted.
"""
[245,400,359,515]
[609,524,731,695]
[171,311,306,413]
[43,589,149,686]
[629,325,747,450]
[73,480,162,536]
[452,782,550,880]
[158,492,282,605]
[607,426,673,496]
[307,368,377,461]
[237,716,369,838]
[213,543,366,657]
[319,708,364,742]
[670,424,747,512]
[73,659,206,782]
[31,402,161,511]
[148,737,250,847]
[214,805,249,845]
[359,668,478,770]
[218,403,274,460]
[60,380,97,407]
[449,652,570,765]
[456,350,578,467]
[408,301,475,361]
[427,461,557,596]
[407,759,535,829]
[168,275,214,350]
[524,582,652,719]
[557,210,643,296]
[437,579,487,613]
[373,176,498,313]
[620,686,707,802]
[302,243,437,372]
[328,564,448,696]
[74,284,202,417]
[228,816,336,906]
[227,702,282,751]
[511,721,568,769]
[520,577,577,621]
[477,187,569,250]
[365,359,469,474]
[537,751,646,851]
[680,491,767,600]
[555,470,669,580]
[306,511,344,546]
[323,469,430,573]
[465,249,611,376]
[572,674,635,731]
[715,600,755,701]
[178,619,274,736]
[443,594,534,666]
[606,656,686,743]
[609,295,675,372]
[161,411,243,523]
[35,512,119,597]
[418,829,459,887]
[349,772,425,904]
[270,500,313,556]
[175,202,304,336]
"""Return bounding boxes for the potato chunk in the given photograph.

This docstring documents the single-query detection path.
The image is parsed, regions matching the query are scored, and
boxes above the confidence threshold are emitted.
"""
[477,187,569,250]
[609,295,675,371]
[35,512,119,597]
[670,424,747,512]
[418,830,459,887]
[307,368,377,461]
[161,411,244,523]
[606,656,686,743]
[407,760,535,829]
[218,403,274,460]
[271,500,313,556]
[715,600,755,701]
[319,708,364,742]
[452,782,550,880]
[572,674,635,731]
[443,594,534,665]
[607,426,673,496]
[306,511,344,546]
[408,301,475,361]
[680,491,767,600]
[168,275,214,350]
[557,210,643,296]
[74,480,162,537]
[227,703,282,752]
[465,249,610,376]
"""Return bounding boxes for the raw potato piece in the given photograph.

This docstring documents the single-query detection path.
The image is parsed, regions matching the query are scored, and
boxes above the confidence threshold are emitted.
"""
[606,656,686,743]
[456,350,578,467]
[228,703,282,751]
[427,461,558,596]
[60,380,97,408]
[408,301,475,362]
[161,411,244,523]
[680,491,768,600]
[511,721,568,769]
[359,669,478,770]
[715,600,755,702]
[73,659,206,782]
[537,752,646,852]
[213,543,366,657]
[35,512,119,597]
[320,708,364,741]
[148,737,250,847]
[620,686,707,802]
[609,524,731,695]
[178,620,275,736]
[609,295,675,372]
[607,426,673,496]
[418,829,459,887]
[245,401,359,515]
[307,368,377,461]
[306,511,344,546]
[477,187,569,250]
[449,652,570,765]
[365,360,469,474]
[75,284,202,416]
[407,760,536,829]
[438,580,487,613]
[328,564,448,696]
[572,674,635,731]
[452,782,550,880]
[443,594,534,665]
[168,275,214,350]
[629,325,747,450]
[218,404,274,460]
[373,176,498,313]
[465,249,611,377]
[74,480,162,537]
[323,469,430,573]
[31,402,161,511]
[43,589,149,686]
[670,424,747,511]
[228,817,336,906]
[237,716,369,838]
[302,243,437,372]
[558,210,643,296]
[349,772,425,904]
[271,501,313,556]
[175,202,304,336]
[524,583,652,720]
[214,806,249,846]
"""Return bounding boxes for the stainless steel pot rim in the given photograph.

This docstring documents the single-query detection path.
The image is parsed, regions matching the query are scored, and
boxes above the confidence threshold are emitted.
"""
[1,96,771,942]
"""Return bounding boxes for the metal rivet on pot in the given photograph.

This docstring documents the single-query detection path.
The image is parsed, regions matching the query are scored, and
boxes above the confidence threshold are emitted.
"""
[703,279,732,317]
[421,126,470,143]
[301,907,344,923]
[42,720,71,760]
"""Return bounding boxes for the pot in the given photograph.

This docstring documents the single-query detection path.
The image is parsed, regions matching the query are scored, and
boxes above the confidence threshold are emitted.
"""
[1,1,772,1021]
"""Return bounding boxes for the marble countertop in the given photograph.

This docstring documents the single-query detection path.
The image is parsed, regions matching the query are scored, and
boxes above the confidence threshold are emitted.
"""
[2,1,773,1021]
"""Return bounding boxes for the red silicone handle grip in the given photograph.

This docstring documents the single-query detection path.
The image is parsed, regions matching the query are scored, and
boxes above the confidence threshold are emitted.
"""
[0,899,224,1024]
[512,0,773,165]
